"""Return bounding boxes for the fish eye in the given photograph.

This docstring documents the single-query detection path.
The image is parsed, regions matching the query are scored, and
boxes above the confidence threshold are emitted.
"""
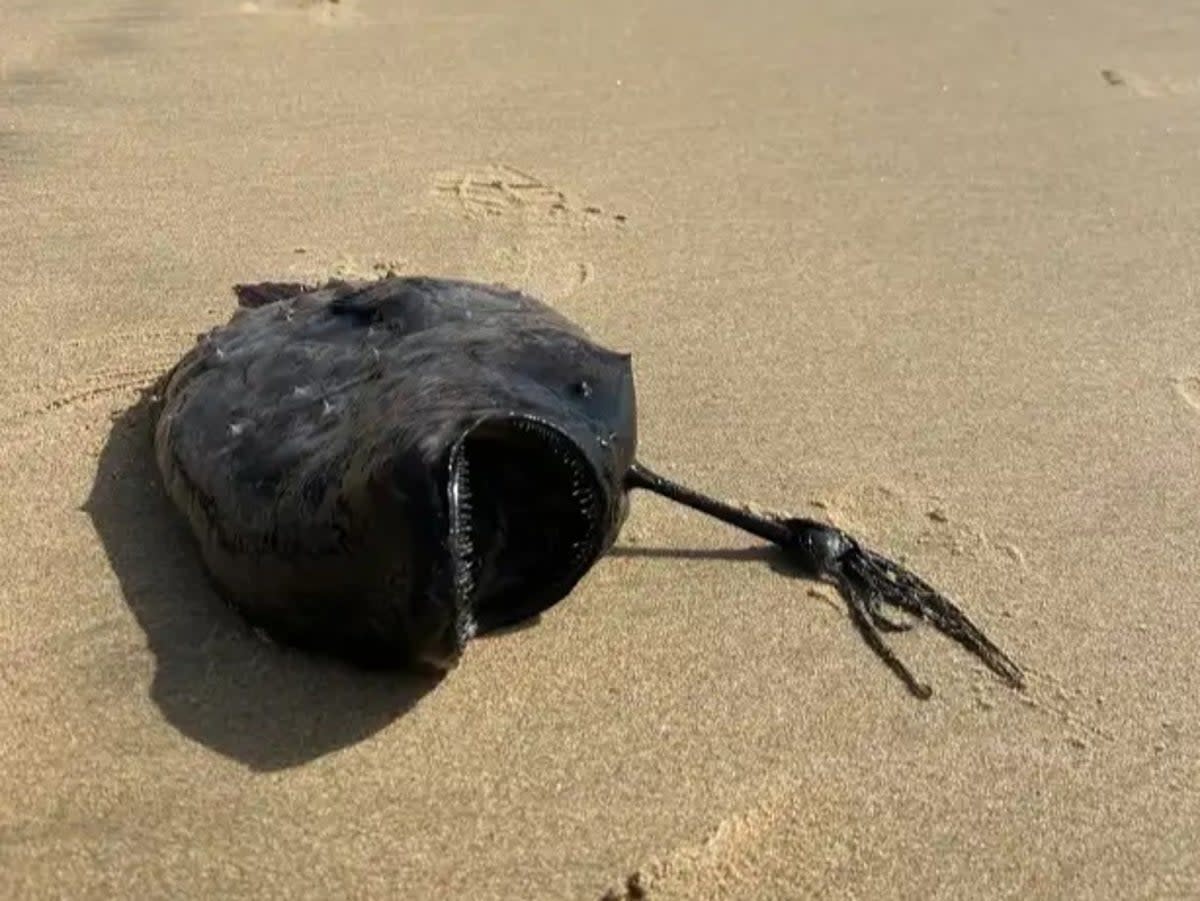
[571,379,593,399]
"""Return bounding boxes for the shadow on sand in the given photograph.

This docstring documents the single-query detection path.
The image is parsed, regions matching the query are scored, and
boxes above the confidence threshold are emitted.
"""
[84,394,440,772]
[85,393,821,771]
[608,545,774,563]
[608,543,818,587]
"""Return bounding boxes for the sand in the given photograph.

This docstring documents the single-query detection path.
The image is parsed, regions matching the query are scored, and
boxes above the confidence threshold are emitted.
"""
[2,0,1198,897]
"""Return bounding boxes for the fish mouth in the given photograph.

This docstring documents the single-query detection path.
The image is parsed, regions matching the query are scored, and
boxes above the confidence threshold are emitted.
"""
[446,414,607,640]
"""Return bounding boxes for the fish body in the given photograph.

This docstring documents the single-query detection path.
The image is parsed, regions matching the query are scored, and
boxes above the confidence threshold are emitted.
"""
[154,277,636,670]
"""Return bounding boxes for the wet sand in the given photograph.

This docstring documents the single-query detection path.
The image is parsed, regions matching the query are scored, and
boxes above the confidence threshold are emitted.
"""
[2,1,1198,897]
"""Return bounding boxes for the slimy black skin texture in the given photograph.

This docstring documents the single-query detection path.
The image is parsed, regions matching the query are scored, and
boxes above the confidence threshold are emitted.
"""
[154,275,1023,697]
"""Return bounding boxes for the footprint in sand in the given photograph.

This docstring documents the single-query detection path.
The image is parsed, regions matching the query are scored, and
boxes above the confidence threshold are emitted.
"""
[434,163,627,228]
[1099,68,1200,98]
[1174,373,1200,413]
[432,164,626,300]
[237,0,358,25]
[601,803,781,901]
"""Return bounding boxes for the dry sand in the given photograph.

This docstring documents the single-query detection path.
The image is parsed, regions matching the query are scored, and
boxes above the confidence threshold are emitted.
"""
[2,0,1198,897]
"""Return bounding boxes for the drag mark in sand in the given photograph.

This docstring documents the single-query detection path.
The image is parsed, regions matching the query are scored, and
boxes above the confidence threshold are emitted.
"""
[0,364,168,432]
[60,327,197,353]
[0,328,193,433]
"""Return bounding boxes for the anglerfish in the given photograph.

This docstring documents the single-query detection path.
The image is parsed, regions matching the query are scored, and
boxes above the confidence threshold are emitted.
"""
[152,276,1022,698]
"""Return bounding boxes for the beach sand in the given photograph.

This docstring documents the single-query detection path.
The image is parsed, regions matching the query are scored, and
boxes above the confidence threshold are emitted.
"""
[2,1,1198,897]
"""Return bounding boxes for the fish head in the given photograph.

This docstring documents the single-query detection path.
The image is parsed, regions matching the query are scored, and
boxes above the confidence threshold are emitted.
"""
[423,328,637,666]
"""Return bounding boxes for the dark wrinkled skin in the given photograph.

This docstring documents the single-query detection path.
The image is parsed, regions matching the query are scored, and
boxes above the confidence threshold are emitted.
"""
[155,275,1023,698]
[154,277,635,671]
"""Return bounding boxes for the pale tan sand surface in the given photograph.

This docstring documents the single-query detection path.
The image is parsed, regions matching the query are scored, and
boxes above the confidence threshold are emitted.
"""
[2,1,1198,897]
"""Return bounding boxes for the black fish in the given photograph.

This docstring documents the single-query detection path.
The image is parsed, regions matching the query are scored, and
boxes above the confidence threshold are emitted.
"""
[153,276,1022,697]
